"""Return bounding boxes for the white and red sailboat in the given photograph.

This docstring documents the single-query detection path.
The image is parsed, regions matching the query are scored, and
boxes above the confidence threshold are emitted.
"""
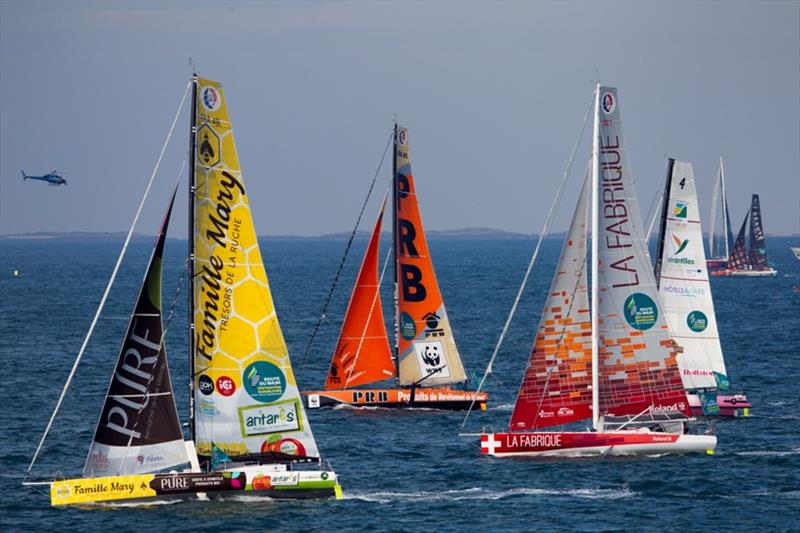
[653,159,751,417]
[480,85,715,457]
[304,125,487,410]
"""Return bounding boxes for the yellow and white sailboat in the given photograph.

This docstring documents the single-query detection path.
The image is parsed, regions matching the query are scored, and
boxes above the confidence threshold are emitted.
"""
[25,74,342,506]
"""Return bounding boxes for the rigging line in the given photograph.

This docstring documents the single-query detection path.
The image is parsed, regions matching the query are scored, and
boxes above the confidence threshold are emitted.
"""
[301,128,394,361]
[344,194,393,387]
[459,89,595,434]
[644,184,663,245]
[26,80,192,476]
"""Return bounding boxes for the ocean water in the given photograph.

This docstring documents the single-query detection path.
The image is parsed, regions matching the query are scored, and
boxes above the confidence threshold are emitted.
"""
[1,236,798,531]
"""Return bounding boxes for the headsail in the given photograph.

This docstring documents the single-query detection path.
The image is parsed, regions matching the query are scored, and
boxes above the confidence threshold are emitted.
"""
[324,202,395,389]
[84,191,187,477]
[510,173,592,430]
[748,194,769,269]
[394,126,467,387]
[594,86,690,420]
[728,212,750,270]
[655,160,727,391]
[191,77,319,464]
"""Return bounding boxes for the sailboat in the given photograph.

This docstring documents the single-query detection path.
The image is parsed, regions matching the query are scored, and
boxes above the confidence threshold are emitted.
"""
[706,158,735,274]
[653,159,751,417]
[303,125,488,410]
[791,247,800,261]
[26,74,341,506]
[714,194,777,276]
[480,85,716,457]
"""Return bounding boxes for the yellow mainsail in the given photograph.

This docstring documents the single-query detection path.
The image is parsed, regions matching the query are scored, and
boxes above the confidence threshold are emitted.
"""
[191,77,319,463]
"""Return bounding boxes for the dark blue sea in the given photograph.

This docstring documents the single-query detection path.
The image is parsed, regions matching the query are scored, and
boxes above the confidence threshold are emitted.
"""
[1,236,798,531]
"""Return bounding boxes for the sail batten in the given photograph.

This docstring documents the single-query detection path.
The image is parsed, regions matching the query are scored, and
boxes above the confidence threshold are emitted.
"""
[191,77,319,464]
[394,126,468,386]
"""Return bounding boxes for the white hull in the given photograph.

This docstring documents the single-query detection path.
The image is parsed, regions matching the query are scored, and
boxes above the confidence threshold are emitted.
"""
[728,269,777,277]
[482,430,716,458]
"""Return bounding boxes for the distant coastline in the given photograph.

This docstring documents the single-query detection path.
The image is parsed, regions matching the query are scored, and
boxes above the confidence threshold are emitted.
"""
[1,228,797,241]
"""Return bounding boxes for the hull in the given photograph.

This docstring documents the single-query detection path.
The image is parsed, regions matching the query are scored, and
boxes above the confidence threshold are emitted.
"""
[303,387,488,410]
[49,466,341,506]
[688,392,752,418]
[706,258,729,273]
[727,268,777,277]
[480,431,716,457]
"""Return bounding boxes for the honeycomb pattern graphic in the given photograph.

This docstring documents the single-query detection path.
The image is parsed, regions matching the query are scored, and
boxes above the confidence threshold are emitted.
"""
[191,79,317,459]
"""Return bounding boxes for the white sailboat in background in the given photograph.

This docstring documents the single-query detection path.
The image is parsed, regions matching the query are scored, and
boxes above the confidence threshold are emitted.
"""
[706,158,735,274]
[478,85,715,457]
[654,159,751,417]
[716,194,778,277]
[24,74,342,506]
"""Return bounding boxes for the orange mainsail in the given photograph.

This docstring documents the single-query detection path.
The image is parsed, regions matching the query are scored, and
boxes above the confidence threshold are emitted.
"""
[394,126,467,386]
[324,203,395,389]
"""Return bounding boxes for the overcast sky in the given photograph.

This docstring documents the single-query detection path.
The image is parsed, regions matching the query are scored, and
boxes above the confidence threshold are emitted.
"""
[1,1,798,237]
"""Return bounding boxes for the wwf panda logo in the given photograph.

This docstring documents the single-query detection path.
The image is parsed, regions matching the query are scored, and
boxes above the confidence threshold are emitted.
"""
[421,343,441,367]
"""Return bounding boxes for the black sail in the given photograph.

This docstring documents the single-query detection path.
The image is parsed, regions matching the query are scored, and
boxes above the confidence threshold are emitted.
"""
[84,192,187,477]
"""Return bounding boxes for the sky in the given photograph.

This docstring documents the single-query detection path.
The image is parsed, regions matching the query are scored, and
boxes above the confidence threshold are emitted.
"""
[1,1,798,237]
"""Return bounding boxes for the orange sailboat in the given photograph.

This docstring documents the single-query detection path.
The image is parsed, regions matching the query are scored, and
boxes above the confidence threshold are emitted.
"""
[304,125,488,410]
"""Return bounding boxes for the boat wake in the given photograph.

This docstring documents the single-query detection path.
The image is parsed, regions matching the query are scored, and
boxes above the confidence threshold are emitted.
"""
[733,447,800,457]
[344,486,637,503]
[490,403,514,411]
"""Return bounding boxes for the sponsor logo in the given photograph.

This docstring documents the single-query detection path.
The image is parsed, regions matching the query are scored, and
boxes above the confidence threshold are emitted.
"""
[397,128,408,146]
[90,450,109,471]
[198,374,214,395]
[307,394,320,409]
[413,340,451,379]
[661,284,706,297]
[667,233,695,265]
[239,401,301,437]
[623,293,658,331]
[673,200,688,219]
[423,311,445,338]
[216,375,236,397]
[261,436,307,457]
[243,361,286,403]
[55,484,72,498]
[686,310,708,332]
[651,402,686,414]
[199,398,217,415]
[557,407,574,417]
[137,454,165,466]
[683,369,714,376]
[399,311,416,340]
[601,91,616,114]
[538,410,554,418]
[196,124,221,168]
[201,85,222,112]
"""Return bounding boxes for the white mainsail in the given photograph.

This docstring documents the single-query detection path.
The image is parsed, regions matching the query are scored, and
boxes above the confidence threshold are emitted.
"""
[655,160,727,391]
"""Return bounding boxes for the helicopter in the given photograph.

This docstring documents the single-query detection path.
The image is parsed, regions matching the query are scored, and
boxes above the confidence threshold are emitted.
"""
[21,170,67,186]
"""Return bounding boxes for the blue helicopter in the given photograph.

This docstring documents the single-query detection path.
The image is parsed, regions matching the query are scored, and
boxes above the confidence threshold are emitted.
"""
[21,170,67,186]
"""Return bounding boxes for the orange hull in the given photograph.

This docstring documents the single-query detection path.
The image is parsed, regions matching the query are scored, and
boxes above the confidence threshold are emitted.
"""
[303,387,488,410]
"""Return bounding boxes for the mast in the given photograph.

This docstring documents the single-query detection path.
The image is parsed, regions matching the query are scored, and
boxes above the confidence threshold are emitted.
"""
[590,84,600,430]
[720,158,730,258]
[392,123,400,372]
[653,158,675,286]
[188,73,198,444]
